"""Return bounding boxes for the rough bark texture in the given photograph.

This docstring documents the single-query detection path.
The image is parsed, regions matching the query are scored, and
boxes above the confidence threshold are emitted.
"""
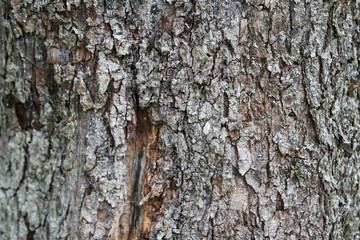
[1,0,360,239]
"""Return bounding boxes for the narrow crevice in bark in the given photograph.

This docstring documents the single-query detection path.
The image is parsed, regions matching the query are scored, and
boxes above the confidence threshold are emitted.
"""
[14,101,31,131]
[223,92,229,118]
[24,214,35,240]
[68,98,87,240]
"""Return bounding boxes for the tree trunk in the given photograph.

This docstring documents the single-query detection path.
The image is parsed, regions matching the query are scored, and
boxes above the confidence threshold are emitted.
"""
[1,0,360,239]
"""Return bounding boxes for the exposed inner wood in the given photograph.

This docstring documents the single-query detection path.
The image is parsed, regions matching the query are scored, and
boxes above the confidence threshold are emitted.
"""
[124,107,163,239]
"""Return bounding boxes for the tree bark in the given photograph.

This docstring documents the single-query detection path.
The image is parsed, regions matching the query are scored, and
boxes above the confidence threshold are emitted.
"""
[1,0,360,239]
